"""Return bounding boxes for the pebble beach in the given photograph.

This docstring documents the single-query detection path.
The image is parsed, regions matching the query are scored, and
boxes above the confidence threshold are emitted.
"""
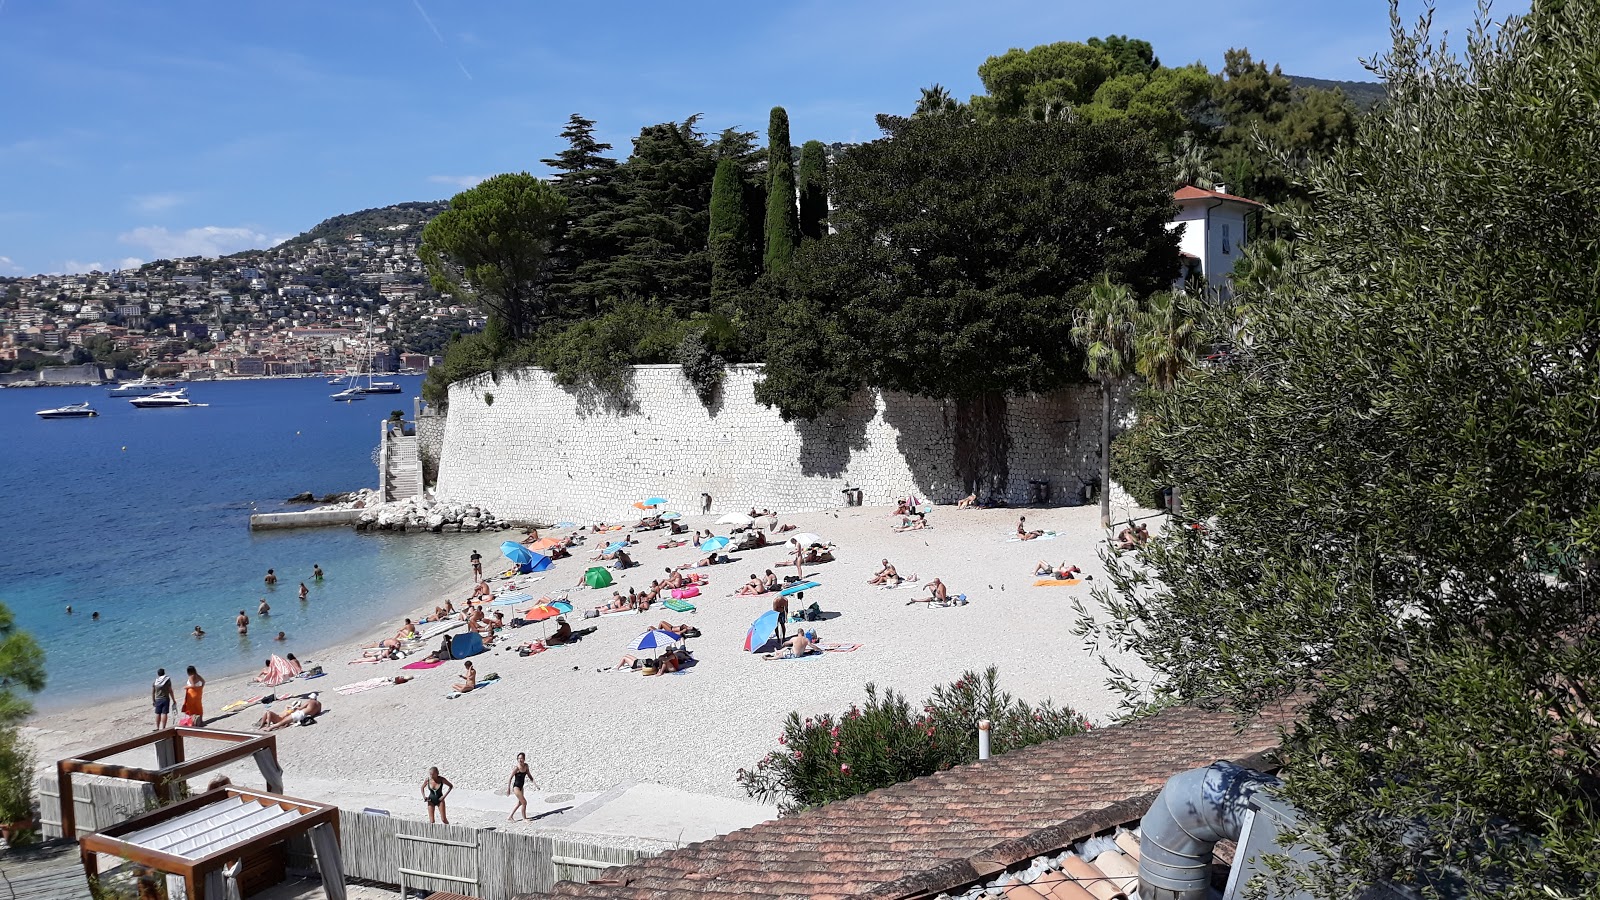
[25,499,1154,834]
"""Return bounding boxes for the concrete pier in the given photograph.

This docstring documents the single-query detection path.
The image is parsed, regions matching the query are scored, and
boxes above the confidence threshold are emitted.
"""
[248,509,362,530]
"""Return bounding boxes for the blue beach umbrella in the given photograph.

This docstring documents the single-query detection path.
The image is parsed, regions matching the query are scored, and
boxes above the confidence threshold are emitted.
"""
[778,580,821,597]
[642,496,668,507]
[744,610,781,652]
[628,629,682,653]
[699,536,730,553]
[501,541,534,566]
[604,541,630,555]
[660,511,682,521]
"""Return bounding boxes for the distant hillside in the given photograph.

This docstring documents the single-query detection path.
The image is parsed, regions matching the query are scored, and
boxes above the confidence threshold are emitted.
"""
[1288,75,1386,111]
[282,200,449,247]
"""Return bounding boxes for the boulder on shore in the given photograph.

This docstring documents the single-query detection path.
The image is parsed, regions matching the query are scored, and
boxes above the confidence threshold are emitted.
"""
[286,491,316,503]
[350,494,504,535]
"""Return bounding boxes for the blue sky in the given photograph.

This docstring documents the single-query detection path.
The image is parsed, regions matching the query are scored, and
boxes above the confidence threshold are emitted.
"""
[0,0,1515,275]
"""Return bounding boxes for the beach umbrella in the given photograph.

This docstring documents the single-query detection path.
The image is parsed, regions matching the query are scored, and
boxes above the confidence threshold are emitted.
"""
[530,537,562,552]
[744,610,781,652]
[660,511,682,521]
[699,536,730,553]
[791,532,826,548]
[634,496,668,509]
[523,605,564,622]
[628,629,682,653]
[779,580,822,597]
[604,541,630,555]
[717,513,754,526]
[501,541,534,566]
[584,567,613,589]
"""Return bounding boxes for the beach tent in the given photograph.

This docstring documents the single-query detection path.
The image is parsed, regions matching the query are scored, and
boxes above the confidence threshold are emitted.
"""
[584,566,613,589]
[501,541,552,574]
[449,632,485,659]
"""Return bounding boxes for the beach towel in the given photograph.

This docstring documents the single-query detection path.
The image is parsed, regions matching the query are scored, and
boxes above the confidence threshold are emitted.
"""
[220,695,267,713]
[337,677,391,696]
[821,642,862,653]
[447,677,500,698]
[663,599,696,613]
[254,655,297,687]
[401,659,446,671]
[182,685,204,717]
[1007,532,1059,543]
[1032,578,1083,586]
[599,608,641,618]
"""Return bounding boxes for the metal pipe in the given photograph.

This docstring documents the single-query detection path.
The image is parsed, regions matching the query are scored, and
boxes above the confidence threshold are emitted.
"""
[978,720,991,760]
[1136,762,1276,900]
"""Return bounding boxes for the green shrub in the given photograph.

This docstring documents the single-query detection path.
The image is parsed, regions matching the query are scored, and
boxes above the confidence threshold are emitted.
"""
[676,328,725,404]
[0,724,35,834]
[533,301,688,400]
[1109,412,1166,508]
[737,667,1086,814]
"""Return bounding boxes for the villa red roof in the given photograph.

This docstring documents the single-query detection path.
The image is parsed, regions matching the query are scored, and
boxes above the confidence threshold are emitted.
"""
[1173,185,1263,207]
[523,703,1292,900]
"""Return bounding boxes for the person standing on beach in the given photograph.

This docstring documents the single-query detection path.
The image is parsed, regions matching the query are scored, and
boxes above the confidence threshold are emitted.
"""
[236,610,249,635]
[701,492,712,514]
[182,666,205,727]
[264,569,277,586]
[151,669,174,730]
[422,767,453,824]
[773,593,789,642]
[298,582,309,602]
[470,550,482,579]
[506,752,537,821]
[313,563,323,581]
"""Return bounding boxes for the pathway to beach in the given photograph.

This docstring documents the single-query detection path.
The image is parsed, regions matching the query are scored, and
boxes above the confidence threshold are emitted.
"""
[26,499,1155,840]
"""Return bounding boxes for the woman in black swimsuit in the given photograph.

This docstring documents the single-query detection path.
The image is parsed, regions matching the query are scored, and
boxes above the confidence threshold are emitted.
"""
[506,752,538,821]
[421,766,453,824]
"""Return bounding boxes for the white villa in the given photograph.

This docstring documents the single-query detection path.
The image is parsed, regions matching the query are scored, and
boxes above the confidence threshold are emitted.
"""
[1169,185,1262,296]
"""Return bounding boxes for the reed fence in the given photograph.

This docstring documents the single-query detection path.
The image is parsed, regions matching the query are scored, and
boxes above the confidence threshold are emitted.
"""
[35,775,156,839]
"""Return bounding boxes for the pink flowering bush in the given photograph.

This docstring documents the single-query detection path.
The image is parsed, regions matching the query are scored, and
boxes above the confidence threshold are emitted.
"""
[736,667,1087,813]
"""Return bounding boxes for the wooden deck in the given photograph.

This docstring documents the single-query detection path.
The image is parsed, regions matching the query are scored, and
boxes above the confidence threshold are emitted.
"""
[0,841,92,900]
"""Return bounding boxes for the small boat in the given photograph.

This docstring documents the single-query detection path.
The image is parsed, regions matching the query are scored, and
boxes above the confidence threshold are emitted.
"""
[330,389,366,402]
[129,389,207,409]
[107,376,177,397]
[357,380,403,394]
[36,402,99,419]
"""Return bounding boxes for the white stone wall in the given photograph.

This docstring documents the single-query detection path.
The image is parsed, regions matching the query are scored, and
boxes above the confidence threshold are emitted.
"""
[435,365,1109,522]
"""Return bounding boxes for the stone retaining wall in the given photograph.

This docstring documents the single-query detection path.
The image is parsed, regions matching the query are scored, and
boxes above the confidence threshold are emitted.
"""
[436,365,1113,523]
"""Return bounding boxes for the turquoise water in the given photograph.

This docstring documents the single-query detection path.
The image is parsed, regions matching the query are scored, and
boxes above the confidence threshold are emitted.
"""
[0,378,487,710]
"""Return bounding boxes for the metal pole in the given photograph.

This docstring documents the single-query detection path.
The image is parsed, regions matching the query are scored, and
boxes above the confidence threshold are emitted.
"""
[978,720,991,760]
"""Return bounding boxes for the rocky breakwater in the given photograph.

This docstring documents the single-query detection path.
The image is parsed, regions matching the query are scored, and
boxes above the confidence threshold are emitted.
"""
[354,496,511,534]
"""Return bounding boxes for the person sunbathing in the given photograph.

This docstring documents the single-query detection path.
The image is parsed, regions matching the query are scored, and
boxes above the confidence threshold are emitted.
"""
[764,633,818,660]
[907,578,953,605]
[737,573,765,595]
[894,499,910,516]
[1035,561,1082,578]
[774,522,796,533]
[253,659,278,683]
[433,600,456,621]
[286,654,304,675]
[595,595,632,614]
[395,619,418,641]
[662,568,685,589]
[653,647,692,674]
[868,560,901,585]
[1116,524,1151,551]
[453,661,478,694]
[654,621,701,638]
[802,546,834,563]
[894,514,928,532]
[669,519,687,534]
[547,618,574,645]
[957,493,977,509]
[470,580,493,601]
[678,553,724,569]
[611,548,635,570]
[257,694,322,731]
[1017,516,1044,540]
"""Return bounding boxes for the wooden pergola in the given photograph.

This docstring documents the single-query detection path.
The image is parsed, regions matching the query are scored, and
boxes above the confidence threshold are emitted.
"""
[55,726,285,839]
[78,786,345,900]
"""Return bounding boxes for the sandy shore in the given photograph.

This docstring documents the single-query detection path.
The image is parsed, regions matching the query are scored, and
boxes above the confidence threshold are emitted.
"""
[26,498,1155,832]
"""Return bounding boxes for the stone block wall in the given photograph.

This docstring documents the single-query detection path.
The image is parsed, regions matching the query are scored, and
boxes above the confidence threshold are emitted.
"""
[435,365,1110,523]
[415,405,447,487]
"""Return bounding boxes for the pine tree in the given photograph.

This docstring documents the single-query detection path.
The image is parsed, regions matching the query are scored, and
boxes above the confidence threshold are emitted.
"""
[709,157,755,301]
[763,107,801,275]
[797,140,829,241]
[541,114,621,315]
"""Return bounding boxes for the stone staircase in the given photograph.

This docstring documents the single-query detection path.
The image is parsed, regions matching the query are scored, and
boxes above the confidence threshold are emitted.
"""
[384,432,422,502]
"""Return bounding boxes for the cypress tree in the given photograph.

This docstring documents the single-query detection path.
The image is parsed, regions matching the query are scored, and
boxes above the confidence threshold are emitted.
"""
[797,140,830,240]
[709,157,754,301]
[763,107,801,275]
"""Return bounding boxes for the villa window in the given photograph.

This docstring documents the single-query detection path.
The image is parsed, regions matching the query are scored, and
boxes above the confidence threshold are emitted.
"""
[1221,224,1231,254]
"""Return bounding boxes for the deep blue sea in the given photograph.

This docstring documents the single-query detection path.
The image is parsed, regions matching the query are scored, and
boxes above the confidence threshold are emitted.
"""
[0,377,486,710]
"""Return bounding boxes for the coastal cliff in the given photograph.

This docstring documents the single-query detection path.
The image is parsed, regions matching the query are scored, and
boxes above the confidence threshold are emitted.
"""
[434,364,1112,522]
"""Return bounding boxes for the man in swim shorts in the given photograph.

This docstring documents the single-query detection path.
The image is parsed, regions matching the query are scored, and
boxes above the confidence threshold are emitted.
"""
[151,668,174,730]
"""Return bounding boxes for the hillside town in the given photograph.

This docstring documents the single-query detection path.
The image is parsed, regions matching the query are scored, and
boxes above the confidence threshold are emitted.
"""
[0,212,478,384]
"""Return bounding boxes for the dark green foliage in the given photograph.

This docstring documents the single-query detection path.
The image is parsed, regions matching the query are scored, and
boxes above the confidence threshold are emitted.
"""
[542,114,623,315]
[282,201,448,247]
[763,107,800,275]
[0,603,44,726]
[419,173,568,340]
[675,327,725,404]
[748,262,864,421]
[1078,7,1600,896]
[532,301,689,399]
[796,140,829,240]
[1285,74,1385,111]
[737,667,1086,814]
[762,114,1176,420]
[1108,411,1164,508]
[708,158,755,302]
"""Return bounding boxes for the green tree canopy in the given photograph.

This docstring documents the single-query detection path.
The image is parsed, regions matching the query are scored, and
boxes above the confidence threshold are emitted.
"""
[0,603,45,725]
[708,157,756,303]
[1080,6,1600,895]
[542,114,622,315]
[796,140,829,240]
[419,173,568,340]
[763,107,800,275]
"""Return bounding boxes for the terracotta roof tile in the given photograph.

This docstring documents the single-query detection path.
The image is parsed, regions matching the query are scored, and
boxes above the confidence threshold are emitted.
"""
[523,703,1290,900]
[1173,185,1263,207]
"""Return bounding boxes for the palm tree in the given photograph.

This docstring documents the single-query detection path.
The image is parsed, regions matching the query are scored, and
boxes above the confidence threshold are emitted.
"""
[1135,290,1204,391]
[1071,276,1140,529]
[1171,134,1218,190]
[914,84,960,117]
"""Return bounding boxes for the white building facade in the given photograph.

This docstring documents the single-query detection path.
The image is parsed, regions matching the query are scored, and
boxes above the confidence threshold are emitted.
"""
[1168,185,1262,296]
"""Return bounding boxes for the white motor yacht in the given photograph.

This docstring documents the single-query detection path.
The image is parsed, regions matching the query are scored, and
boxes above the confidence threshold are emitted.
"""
[107,376,176,396]
[129,389,207,409]
[36,402,99,419]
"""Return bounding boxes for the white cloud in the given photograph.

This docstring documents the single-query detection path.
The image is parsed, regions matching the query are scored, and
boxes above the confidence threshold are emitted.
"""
[117,225,288,259]
[117,257,144,270]
[428,174,486,189]
[0,255,21,273]
[60,260,106,274]
[131,192,185,213]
